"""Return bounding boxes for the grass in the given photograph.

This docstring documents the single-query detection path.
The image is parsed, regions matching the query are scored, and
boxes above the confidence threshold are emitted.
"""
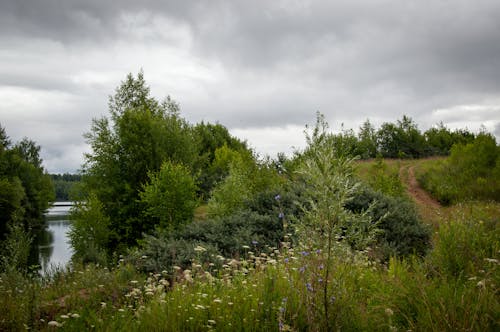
[1,158,499,331]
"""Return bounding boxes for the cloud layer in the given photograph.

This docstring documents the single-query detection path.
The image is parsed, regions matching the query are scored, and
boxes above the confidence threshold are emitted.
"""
[1,0,500,172]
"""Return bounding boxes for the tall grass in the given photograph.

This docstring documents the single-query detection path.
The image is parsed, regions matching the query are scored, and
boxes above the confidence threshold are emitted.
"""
[2,204,498,331]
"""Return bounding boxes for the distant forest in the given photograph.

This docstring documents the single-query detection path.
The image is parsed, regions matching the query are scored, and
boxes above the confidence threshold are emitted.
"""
[50,173,81,201]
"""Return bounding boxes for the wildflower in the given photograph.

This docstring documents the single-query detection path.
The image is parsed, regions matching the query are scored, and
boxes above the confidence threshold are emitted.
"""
[284,258,289,263]
[477,280,486,288]
[101,302,107,308]
[130,280,139,285]
[47,321,61,327]
[118,308,125,312]
[242,245,250,249]
[194,245,207,252]
[299,266,306,273]
[173,265,181,271]
[300,251,309,256]
[279,306,285,313]
[213,298,222,303]
[208,320,216,325]
[318,264,324,270]
[71,313,80,318]
[141,255,148,259]
[275,194,281,201]
[385,308,394,316]
[318,278,323,283]
[252,240,258,245]
[306,283,313,292]
[278,212,284,219]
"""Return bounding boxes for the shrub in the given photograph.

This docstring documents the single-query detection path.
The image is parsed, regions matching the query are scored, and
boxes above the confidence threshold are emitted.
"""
[345,185,431,259]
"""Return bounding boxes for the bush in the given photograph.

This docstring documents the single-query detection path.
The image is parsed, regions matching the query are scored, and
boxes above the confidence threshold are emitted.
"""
[345,185,431,259]
[133,209,284,272]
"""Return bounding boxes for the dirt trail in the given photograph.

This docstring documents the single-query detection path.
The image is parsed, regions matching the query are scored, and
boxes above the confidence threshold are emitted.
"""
[401,165,443,224]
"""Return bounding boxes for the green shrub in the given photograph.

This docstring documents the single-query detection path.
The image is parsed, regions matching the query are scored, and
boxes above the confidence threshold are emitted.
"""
[345,185,431,259]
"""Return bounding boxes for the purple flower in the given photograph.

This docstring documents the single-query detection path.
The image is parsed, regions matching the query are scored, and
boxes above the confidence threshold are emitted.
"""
[299,266,306,273]
[300,251,309,256]
[330,296,336,304]
[275,194,281,201]
[315,249,321,254]
[318,264,324,270]
[282,297,288,303]
[278,212,284,219]
[252,240,258,245]
[318,278,323,283]
[284,258,289,263]
[306,283,313,292]
[279,306,285,313]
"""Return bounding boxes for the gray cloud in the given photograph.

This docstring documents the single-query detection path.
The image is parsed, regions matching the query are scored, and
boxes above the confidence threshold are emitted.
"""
[1,0,500,172]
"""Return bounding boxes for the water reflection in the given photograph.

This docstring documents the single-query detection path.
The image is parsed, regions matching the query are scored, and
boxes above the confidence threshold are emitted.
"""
[34,203,73,273]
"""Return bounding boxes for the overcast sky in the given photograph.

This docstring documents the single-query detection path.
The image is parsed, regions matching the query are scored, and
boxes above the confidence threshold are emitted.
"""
[1,0,500,173]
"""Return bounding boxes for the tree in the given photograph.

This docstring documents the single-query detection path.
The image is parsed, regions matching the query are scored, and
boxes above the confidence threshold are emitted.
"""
[192,122,248,199]
[78,72,199,252]
[140,161,197,232]
[358,119,377,158]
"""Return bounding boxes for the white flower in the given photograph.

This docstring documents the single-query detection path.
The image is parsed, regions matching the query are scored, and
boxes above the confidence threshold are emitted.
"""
[47,321,61,327]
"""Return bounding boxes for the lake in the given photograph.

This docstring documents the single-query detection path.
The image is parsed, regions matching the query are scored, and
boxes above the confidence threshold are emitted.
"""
[35,202,73,273]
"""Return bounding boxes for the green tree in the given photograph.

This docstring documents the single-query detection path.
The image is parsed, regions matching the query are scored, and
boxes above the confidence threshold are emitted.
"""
[192,122,248,199]
[140,161,197,232]
[358,119,378,158]
[78,72,198,251]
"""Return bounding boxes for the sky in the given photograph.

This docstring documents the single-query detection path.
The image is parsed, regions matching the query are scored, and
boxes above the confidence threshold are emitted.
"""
[1,0,500,173]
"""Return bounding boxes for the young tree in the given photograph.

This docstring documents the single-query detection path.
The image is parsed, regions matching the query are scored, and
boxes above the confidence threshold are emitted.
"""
[140,161,197,232]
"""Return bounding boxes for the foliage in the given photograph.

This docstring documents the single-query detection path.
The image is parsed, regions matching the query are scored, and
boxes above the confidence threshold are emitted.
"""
[362,158,406,197]
[80,72,199,250]
[193,122,248,199]
[345,185,431,259]
[140,161,197,232]
[50,173,81,201]
[207,149,282,218]
[295,114,380,330]
[68,195,110,265]
[418,132,500,204]
[0,124,54,244]
[2,203,498,331]
[0,223,33,273]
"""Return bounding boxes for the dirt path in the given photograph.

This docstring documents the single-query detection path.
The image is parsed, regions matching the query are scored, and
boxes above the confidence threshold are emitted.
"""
[400,164,443,225]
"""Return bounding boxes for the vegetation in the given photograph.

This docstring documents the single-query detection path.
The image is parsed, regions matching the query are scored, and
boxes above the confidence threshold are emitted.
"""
[50,174,81,201]
[0,125,54,272]
[1,72,499,331]
[418,132,500,204]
